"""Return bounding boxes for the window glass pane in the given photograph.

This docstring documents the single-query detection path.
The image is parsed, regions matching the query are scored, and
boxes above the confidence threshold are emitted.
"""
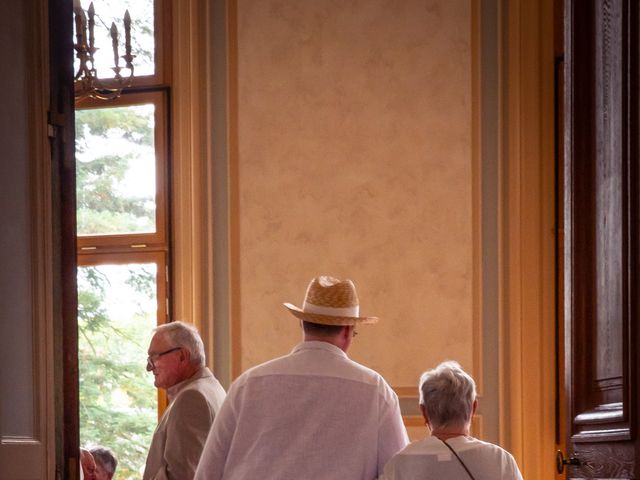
[78,263,157,479]
[75,0,155,78]
[76,104,156,236]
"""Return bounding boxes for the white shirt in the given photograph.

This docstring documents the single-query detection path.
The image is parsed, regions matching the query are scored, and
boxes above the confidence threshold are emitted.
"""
[195,341,409,480]
[379,435,524,480]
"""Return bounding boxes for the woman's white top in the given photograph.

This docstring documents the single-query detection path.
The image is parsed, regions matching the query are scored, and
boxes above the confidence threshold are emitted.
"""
[379,435,524,480]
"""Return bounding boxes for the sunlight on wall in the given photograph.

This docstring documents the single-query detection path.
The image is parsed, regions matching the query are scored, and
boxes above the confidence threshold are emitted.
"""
[234,0,473,391]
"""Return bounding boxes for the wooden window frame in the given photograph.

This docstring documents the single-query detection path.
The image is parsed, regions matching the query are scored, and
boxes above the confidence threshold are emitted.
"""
[75,0,173,418]
[76,250,170,417]
[76,251,168,322]
[76,90,170,254]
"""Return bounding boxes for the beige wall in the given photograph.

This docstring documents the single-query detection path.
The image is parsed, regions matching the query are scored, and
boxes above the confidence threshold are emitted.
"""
[232,0,474,391]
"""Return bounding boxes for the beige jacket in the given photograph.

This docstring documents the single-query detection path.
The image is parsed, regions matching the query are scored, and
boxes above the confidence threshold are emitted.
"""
[143,367,226,480]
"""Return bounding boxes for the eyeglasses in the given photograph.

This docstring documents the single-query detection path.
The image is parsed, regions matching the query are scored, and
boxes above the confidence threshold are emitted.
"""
[146,346,182,370]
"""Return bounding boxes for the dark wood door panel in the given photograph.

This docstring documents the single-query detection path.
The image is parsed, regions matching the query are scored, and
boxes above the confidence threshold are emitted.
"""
[572,443,635,478]
[564,0,639,477]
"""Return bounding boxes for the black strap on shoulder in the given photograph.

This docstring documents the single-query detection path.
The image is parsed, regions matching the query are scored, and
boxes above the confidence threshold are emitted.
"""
[440,439,476,480]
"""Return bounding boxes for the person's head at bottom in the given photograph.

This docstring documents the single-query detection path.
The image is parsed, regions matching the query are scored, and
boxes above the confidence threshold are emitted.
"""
[90,446,118,480]
[419,361,477,439]
[79,448,97,480]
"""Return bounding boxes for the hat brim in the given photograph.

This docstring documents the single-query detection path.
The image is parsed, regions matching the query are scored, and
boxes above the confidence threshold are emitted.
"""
[283,303,379,326]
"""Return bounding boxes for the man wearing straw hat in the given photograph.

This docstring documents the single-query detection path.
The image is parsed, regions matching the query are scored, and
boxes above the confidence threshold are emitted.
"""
[195,275,408,480]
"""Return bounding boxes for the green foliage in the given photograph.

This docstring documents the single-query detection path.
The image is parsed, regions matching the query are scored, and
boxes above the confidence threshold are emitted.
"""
[78,266,157,479]
[75,108,153,146]
[75,3,160,478]
[75,105,156,236]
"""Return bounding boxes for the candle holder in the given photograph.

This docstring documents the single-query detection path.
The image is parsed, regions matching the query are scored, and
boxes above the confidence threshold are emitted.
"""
[73,2,135,101]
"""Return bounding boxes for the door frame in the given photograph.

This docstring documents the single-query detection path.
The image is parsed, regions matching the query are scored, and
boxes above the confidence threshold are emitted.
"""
[49,0,80,478]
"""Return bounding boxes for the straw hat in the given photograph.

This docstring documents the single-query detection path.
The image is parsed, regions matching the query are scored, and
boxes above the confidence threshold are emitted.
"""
[283,276,378,326]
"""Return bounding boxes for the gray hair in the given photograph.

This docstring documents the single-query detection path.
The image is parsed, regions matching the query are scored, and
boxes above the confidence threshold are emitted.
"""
[419,361,476,429]
[90,446,117,476]
[154,321,206,367]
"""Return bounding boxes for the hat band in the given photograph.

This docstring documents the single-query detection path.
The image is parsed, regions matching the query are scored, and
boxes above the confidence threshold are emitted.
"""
[302,301,359,318]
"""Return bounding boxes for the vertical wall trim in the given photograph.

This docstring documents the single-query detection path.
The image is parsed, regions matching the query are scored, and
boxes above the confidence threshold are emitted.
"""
[227,0,242,380]
[172,0,200,329]
[172,0,216,364]
[172,0,240,387]
[210,0,233,388]
[472,0,484,401]
[500,0,556,477]
[31,0,56,473]
[478,0,501,446]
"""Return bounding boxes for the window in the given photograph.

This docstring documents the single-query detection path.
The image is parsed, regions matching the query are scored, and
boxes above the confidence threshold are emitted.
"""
[74,1,170,477]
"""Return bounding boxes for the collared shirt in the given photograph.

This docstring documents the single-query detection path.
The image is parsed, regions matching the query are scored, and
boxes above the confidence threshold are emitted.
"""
[379,435,524,480]
[195,341,409,480]
[144,367,226,480]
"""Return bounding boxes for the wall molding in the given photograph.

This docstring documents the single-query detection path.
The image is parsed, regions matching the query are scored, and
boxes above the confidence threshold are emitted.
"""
[393,386,418,399]
[171,0,218,363]
[471,0,484,402]
[172,0,237,388]
[500,0,556,478]
[30,0,55,471]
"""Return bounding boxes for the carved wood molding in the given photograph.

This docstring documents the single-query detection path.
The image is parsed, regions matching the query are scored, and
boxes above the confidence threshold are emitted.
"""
[572,442,634,478]
[564,0,640,476]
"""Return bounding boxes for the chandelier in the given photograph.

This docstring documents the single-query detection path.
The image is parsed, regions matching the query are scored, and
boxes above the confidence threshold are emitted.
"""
[73,1,135,101]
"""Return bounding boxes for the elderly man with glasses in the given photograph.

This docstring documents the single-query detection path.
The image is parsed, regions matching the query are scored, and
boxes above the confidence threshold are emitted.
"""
[143,321,226,480]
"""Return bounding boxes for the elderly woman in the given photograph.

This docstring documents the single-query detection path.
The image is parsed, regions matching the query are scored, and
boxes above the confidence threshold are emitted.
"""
[380,361,523,479]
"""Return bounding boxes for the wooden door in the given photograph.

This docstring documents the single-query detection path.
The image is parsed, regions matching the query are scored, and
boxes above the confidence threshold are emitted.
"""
[50,0,81,478]
[0,0,78,478]
[563,0,639,477]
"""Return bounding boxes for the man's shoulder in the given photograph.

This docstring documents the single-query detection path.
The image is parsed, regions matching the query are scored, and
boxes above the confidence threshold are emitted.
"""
[176,375,225,406]
[168,384,223,420]
[344,356,385,378]
[173,383,210,403]
[230,348,395,395]
[197,374,226,393]
[230,353,291,384]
